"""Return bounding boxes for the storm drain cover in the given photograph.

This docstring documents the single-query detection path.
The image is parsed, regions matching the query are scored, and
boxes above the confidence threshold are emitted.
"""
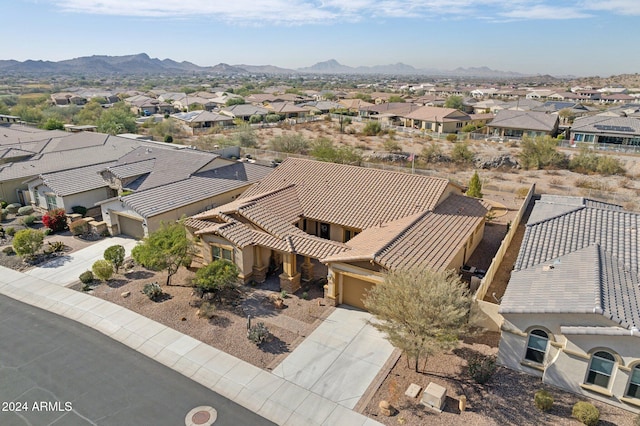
[185,406,217,426]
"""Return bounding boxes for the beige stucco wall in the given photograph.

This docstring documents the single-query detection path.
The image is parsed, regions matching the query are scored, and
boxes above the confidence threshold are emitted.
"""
[63,188,112,214]
[498,312,640,413]
[1,178,30,204]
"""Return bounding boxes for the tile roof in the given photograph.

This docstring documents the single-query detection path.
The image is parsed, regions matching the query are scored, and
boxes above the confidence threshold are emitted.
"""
[37,162,115,196]
[501,195,640,330]
[172,110,233,123]
[487,110,558,132]
[240,158,454,230]
[404,106,469,122]
[104,146,219,191]
[571,115,640,135]
[121,162,273,218]
[188,158,484,269]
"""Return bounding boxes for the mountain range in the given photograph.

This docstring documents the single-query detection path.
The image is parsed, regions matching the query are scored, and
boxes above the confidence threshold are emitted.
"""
[0,53,527,78]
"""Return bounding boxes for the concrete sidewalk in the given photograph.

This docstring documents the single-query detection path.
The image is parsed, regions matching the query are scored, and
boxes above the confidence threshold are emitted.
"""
[24,236,138,286]
[0,266,382,426]
[272,308,395,409]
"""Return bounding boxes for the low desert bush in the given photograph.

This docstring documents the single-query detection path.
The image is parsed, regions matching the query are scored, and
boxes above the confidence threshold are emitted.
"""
[247,322,270,346]
[21,215,37,227]
[17,205,34,216]
[572,401,600,426]
[446,133,458,142]
[13,229,44,258]
[46,241,65,253]
[0,209,7,221]
[6,203,21,214]
[362,121,382,136]
[3,246,15,255]
[534,389,554,412]
[71,205,87,217]
[197,301,217,319]
[468,355,497,384]
[516,187,530,198]
[6,227,15,236]
[142,282,163,301]
[79,270,94,284]
[92,259,113,281]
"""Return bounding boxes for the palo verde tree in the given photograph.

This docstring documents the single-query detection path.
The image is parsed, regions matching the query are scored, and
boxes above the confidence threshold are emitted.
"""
[131,221,193,286]
[364,268,471,372]
[466,170,483,198]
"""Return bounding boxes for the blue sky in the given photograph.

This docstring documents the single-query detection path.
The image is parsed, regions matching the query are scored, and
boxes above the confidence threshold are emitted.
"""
[3,0,639,76]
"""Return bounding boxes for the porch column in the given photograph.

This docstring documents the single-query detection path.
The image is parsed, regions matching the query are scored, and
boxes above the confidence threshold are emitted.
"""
[251,246,268,283]
[279,252,301,293]
[300,256,314,282]
[324,268,338,307]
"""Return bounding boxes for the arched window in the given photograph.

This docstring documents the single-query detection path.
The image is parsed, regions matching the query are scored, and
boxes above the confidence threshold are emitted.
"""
[626,364,640,399]
[586,351,616,388]
[525,329,549,364]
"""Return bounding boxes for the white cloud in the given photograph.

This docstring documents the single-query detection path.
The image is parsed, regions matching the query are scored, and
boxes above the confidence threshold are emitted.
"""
[48,0,630,24]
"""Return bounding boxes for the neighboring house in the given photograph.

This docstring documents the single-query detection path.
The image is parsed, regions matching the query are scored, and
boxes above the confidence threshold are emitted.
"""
[263,102,308,119]
[569,116,640,146]
[359,102,422,125]
[298,101,343,115]
[50,92,86,106]
[220,104,270,121]
[403,106,472,133]
[26,162,117,217]
[339,99,375,113]
[185,158,488,310]
[498,195,640,413]
[601,94,636,104]
[0,126,156,204]
[172,110,235,134]
[487,110,559,138]
[125,95,173,115]
[99,160,273,239]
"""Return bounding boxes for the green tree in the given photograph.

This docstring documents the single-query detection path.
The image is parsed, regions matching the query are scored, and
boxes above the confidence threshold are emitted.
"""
[310,138,362,165]
[466,171,483,198]
[131,221,193,286]
[364,268,471,372]
[194,259,239,298]
[92,259,114,281]
[96,102,137,135]
[104,244,125,273]
[232,124,257,148]
[451,142,474,164]
[12,229,44,259]
[269,134,310,154]
[444,95,464,110]
[42,117,64,130]
[0,102,11,115]
[519,136,567,170]
[388,95,405,103]
[75,100,104,124]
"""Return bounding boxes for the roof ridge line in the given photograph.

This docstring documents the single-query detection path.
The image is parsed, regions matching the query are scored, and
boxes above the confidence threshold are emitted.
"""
[526,205,585,227]
[373,210,432,261]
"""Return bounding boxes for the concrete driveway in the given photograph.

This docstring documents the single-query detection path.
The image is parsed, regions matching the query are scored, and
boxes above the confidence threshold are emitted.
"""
[272,306,395,409]
[24,236,138,286]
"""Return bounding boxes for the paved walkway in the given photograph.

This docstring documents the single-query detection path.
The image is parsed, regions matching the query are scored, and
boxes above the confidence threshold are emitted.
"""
[272,308,395,409]
[24,236,138,286]
[0,238,386,425]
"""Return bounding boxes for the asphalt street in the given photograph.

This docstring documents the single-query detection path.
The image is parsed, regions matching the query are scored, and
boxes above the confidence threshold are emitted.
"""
[0,294,274,426]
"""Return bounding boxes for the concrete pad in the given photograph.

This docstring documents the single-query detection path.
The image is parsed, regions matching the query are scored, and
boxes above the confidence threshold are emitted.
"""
[213,375,244,400]
[224,361,261,387]
[206,352,241,376]
[183,343,220,366]
[322,404,370,426]
[266,381,310,412]
[148,327,184,348]
[288,391,338,426]
[163,334,201,356]
[235,370,283,413]
[257,398,293,426]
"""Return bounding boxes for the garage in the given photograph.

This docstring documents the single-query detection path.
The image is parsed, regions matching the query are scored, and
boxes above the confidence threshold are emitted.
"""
[116,213,145,239]
[341,274,374,310]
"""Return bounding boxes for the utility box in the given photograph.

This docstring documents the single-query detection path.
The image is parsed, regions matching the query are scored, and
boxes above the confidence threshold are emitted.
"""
[421,382,446,413]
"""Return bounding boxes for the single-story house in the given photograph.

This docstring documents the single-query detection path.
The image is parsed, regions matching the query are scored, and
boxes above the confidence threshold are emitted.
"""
[487,110,559,139]
[220,104,270,121]
[403,106,472,133]
[570,116,640,146]
[498,195,640,413]
[263,102,308,119]
[185,158,488,310]
[172,110,235,134]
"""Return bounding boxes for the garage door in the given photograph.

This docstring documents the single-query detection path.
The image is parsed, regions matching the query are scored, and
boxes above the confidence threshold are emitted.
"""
[341,274,374,310]
[117,214,144,239]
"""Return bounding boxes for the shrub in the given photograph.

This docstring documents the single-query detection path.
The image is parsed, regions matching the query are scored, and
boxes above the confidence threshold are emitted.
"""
[3,246,15,255]
[0,200,7,209]
[247,322,270,345]
[104,244,125,273]
[197,301,217,319]
[12,229,44,258]
[42,208,68,232]
[92,259,114,281]
[280,290,288,299]
[142,282,163,301]
[0,209,7,221]
[46,241,65,253]
[6,203,21,214]
[79,270,94,284]
[468,355,497,384]
[163,135,173,143]
[265,113,282,123]
[516,187,530,198]
[17,205,34,216]
[269,134,310,154]
[362,121,382,136]
[451,142,474,164]
[302,291,308,300]
[534,389,554,412]
[69,219,89,236]
[519,136,567,170]
[22,215,37,227]
[42,227,53,236]
[572,401,599,426]
[446,133,458,142]
[71,205,87,216]
[194,260,239,294]
[6,227,15,236]
[248,114,263,124]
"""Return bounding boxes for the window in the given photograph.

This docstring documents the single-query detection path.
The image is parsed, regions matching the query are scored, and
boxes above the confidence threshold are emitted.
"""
[626,365,640,399]
[525,329,549,364]
[343,228,360,242]
[45,194,57,210]
[212,245,233,262]
[586,351,616,388]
